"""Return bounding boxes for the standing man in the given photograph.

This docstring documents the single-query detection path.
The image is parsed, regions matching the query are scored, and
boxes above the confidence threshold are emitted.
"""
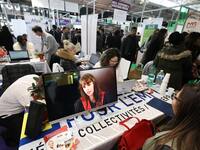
[120,27,140,62]
[32,26,59,65]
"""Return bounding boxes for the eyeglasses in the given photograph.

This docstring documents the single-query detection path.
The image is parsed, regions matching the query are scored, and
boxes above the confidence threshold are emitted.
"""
[172,93,181,102]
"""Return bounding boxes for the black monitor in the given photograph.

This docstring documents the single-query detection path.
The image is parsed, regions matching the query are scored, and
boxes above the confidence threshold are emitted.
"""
[43,67,117,122]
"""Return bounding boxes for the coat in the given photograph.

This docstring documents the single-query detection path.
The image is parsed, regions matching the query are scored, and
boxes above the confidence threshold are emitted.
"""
[154,45,192,90]
[120,34,139,62]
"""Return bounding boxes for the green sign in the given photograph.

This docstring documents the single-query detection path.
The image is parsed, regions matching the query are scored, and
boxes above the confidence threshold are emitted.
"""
[167,21,177,32]
[177,6,189,25]
[141,24,158,45]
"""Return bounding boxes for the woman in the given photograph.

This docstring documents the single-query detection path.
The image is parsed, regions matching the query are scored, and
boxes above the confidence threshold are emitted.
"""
[143,84,200,150]
[56,40,80,71]
[154,32,192,90]
[94,48,123,82]
[13,35,35,58]
[74,73,107,113]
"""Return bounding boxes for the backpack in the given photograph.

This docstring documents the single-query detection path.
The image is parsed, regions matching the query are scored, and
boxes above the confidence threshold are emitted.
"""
[118,117,154,150]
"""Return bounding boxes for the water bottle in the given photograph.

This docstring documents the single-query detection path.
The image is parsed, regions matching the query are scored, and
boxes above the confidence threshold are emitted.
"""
[155,70,165,85]
[147,65,156,87]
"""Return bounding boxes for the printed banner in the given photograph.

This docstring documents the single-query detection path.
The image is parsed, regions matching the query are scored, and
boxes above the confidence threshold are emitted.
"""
[19,92,165,150]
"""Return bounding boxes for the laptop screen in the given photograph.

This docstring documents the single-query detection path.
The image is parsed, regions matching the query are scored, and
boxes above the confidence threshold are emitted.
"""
[43,67,117,122]
[9,51,29,61]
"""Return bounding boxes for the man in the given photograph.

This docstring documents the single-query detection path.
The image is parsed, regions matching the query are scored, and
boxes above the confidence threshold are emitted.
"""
[49,25,62,45]
[61,27,71,42]
[120,27,140,62]
[32,26,59,64]
[0,74,40,147]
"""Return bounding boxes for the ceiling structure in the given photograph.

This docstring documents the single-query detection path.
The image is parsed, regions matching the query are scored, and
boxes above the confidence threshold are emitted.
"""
[6,0,200,21]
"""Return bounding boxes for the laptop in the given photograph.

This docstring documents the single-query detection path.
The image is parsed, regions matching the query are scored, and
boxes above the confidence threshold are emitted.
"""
[9,51,30,63]
[80,53,100,69]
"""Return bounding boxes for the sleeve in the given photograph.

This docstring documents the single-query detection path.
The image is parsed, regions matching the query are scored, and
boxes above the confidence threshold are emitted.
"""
[182,56,193,83]
[46,36,58,54]
[74,99,84,113]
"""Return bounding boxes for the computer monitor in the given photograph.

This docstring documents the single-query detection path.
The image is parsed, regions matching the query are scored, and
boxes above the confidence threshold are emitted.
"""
[43,67,117,122]
[9,50,29,62]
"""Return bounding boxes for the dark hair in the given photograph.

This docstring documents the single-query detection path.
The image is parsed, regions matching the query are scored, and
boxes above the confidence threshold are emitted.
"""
[168,32,184,46]
[100,48,121,68]
[181,32,189,40]
[79,74,102,107]
[114,30,120,36]
[131,27,137,31]
[185,32,200,60]
[52,25,57,30]
[154,84,200,150]
[158,28,167,37]
[17,35,23,43]
[32,26,43,33]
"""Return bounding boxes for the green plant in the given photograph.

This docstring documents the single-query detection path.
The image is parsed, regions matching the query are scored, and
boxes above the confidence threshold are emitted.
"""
[28,77,44,100]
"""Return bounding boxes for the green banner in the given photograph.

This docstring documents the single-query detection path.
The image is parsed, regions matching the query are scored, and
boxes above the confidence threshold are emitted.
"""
[177,6,189,25]
[167,21,177,32]
[142,24,158,44]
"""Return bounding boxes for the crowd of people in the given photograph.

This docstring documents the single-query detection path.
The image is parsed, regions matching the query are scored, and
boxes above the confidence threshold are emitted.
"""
[0,23,200,150]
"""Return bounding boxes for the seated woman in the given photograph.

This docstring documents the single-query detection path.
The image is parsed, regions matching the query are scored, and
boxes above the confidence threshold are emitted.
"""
[13,35,35,58]
[154,32,192,90]
[56,40,81,71]
[74,73,108,113]
[94,48,123,82]
[143,84,200,150]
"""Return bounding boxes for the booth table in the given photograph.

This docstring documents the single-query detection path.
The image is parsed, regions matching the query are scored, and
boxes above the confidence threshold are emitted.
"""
[0,59,51,74]
[19,81,171,150]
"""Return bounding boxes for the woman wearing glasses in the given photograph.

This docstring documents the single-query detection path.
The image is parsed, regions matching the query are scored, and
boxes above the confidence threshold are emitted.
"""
[94,48,124,82]
[143,84,200,150]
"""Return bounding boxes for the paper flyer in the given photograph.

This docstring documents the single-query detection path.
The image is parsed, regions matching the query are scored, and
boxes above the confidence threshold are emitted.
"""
[44,126,79,150]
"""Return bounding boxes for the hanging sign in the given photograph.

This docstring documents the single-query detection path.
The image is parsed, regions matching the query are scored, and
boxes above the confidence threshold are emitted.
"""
[112,0,130,12]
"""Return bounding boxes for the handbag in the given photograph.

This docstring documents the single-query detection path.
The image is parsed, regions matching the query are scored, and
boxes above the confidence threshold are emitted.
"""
[118,117,154,150]
[128,64,143,80]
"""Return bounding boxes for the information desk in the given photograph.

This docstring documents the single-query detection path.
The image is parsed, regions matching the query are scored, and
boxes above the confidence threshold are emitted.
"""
[19,91,171,150]
[0,59,51,74]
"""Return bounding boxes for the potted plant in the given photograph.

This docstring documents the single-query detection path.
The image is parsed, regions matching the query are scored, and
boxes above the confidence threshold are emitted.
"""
[28,77,45,100]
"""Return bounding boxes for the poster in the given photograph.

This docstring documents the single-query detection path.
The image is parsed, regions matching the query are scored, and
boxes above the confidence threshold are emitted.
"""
[113,9,127,23]
[10,19,27,37]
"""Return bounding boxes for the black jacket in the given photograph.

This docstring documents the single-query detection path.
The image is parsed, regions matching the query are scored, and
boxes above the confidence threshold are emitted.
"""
[121,34,139,62]
[154,45,192,90]
[142,35,165,65]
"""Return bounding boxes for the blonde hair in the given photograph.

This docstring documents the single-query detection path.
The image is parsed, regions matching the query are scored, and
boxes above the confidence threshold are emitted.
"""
[63,40,75,51]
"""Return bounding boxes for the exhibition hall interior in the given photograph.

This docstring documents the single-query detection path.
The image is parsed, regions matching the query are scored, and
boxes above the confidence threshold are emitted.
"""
[0,0,200,149]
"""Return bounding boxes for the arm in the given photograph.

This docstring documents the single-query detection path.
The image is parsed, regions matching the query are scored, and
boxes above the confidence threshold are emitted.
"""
[45,36,58,54]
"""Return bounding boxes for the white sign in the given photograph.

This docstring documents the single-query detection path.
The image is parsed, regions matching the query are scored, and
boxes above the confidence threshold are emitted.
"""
[65,1,79,13]
[31,0,49,8]
[50,0,65,10]
[24,13,48,51]
[10,19,27,37]
[183,18,200,33]
[113,9,127,23]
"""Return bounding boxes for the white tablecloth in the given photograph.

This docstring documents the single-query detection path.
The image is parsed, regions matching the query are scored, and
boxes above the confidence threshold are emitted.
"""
[0,59,51,74]
[19,88,171,150]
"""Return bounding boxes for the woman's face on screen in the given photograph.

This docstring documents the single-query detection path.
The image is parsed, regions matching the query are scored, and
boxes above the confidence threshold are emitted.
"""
[82,81,94,97]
